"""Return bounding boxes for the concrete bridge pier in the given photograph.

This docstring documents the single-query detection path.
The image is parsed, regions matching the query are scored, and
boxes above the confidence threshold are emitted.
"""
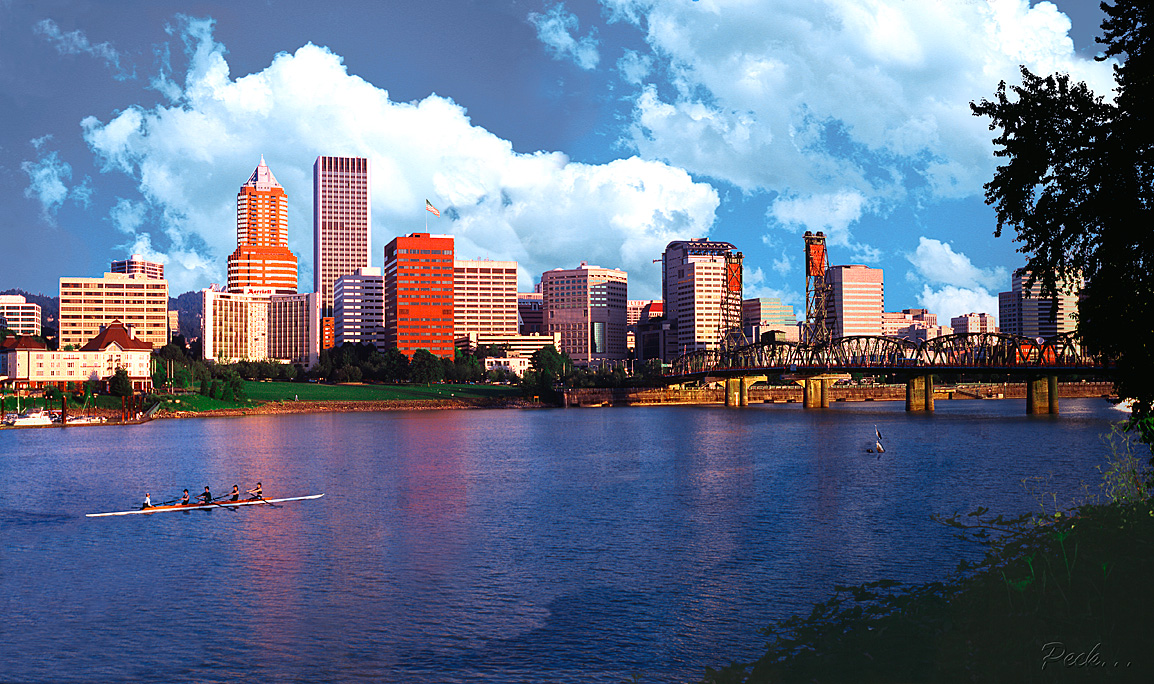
[905,375,935,412]
[803,377,829,408]
[1026,375,1059,414]
[724,376,767,407]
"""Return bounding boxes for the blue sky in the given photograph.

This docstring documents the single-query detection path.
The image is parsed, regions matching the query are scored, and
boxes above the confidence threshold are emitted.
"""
[1,0,1114,322]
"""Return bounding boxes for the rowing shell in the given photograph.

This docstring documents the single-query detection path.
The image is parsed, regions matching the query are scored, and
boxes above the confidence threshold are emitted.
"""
[86,494,325,517]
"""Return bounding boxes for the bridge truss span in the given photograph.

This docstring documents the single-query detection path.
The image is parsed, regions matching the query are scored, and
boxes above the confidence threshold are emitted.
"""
[666,332,1107,379]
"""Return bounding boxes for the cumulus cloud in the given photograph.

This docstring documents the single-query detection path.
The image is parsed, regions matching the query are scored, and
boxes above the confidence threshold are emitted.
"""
[768,190,880,263]
[904,237,1005,321]
[21,139,92,219]
[80,17,717,295]
[618,49,652,84]
[606,0,1115,216]
[907,237,1006,291]
[744,265,802,310]
[917,284,1000,324]
[34,18,132,80]
[529,3,600,70]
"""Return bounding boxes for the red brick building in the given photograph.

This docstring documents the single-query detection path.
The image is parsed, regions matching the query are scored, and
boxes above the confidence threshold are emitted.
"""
[383,233,455,358]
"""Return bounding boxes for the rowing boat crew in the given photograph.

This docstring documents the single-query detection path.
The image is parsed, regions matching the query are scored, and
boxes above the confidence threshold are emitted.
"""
[141,481,265,509]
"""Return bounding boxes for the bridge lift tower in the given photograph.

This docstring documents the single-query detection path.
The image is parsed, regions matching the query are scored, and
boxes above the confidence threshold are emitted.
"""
[720,250,746,349]
[803,231,832,346]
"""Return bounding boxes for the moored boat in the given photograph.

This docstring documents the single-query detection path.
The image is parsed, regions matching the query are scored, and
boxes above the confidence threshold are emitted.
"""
[4,409,54,427]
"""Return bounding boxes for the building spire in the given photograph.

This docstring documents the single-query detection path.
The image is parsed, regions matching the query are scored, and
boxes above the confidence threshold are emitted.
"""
[244,156,282,190]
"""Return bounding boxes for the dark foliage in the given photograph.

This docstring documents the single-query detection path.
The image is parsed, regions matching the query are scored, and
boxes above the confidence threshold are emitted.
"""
[971,0,1154,449]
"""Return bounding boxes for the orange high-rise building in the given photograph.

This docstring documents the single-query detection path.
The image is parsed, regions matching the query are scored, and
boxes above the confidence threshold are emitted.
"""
[226,157,298,294]
[384,233,455,358]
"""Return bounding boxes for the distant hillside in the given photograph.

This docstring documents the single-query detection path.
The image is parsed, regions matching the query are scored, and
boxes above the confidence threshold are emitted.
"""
[0,289,58,329]
[170,290,202,340]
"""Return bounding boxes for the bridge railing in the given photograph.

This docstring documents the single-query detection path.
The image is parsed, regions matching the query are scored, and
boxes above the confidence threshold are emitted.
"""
[665,332,1107,377]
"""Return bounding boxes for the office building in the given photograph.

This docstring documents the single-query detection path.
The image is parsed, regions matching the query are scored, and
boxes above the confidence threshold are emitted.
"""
[951,312,998,335]
[826,265,884,338]
[383,233,455,358]
[743,297,798,343]
[541,262,628,365]
[111,254,164,279]
[0,295,42,336]
[454,259,518,337]
[201,287,320,367]
[59,272,169,350]
[661,239,744,359]
[226,157,298,294]
[314,156,371,315]
[455,331,562,359]
[335,267,386,349]
[998,270,1080,338]
[626,299,663,354]
[518,292,543,335]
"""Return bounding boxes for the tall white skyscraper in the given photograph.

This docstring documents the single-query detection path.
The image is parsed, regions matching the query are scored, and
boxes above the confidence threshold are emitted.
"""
[313,156,371,315]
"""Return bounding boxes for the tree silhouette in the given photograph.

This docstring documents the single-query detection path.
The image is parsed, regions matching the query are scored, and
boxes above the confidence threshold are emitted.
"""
[971,0,1153,447]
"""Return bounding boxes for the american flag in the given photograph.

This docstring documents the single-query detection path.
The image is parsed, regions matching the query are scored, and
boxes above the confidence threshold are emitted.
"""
[425,199,440,217]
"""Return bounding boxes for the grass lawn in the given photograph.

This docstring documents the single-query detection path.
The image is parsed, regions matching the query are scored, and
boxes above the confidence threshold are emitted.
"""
[239,380,520,402]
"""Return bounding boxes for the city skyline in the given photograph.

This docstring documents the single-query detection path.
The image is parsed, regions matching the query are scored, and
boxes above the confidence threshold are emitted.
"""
[2,1,1112,322]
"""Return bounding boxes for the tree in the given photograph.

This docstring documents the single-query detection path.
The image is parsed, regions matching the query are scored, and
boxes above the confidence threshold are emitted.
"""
[410,349,444,384]
[378,347,410,383]
[108,368,134,397]
[970,0,1154,449]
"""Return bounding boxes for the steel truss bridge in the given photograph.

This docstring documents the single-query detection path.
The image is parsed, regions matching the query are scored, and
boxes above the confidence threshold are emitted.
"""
[666,332,1110,378]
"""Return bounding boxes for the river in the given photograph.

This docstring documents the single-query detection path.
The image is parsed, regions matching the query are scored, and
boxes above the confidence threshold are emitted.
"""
[0,398,1128,683]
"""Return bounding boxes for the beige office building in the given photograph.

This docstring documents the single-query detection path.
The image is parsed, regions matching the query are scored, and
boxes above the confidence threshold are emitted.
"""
[998,270,1080,338]
[951,312,997,335]
[454,259,518,337]
[826,265,884,338]
[661,239,744,359]
[314,156,371,315]
[541,262,628,365]
[202,287,320,367]
[59,272,169,350]
[0,295,42,336]
[111,254,164,279]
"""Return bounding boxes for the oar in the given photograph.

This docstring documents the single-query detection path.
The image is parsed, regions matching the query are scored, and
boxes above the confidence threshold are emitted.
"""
[252,495,277,508]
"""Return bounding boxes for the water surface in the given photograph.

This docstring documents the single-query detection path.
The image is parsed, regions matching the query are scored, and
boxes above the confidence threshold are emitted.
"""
[0,398,1125,682]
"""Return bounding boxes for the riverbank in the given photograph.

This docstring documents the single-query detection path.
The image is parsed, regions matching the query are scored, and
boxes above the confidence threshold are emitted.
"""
[156,396,538,418]
[700,495,1154,683]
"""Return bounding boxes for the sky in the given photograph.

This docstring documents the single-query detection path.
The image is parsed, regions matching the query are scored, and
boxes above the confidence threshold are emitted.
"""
[0,0,1116,323]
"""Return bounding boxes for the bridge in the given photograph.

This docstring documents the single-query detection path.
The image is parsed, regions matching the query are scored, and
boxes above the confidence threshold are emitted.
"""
[663,332,1112,414]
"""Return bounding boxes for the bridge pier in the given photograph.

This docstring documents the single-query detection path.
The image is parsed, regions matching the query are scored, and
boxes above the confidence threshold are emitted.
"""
[724,378,739,407]
[1026,375,1059,414]
[803,377,829,408]
[905,375,935,412]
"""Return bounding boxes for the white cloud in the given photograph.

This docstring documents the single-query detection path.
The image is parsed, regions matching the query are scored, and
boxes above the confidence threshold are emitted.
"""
[21,147,91,219]
[529,3,601,70]
[917,284,999,323]
[906,237,1007,290]
[743,266,802,310]
[606,0,1116,208]
[34,18,132,80]
[767,190,880,263]
[80,17,717,295]
[618,49,652,84]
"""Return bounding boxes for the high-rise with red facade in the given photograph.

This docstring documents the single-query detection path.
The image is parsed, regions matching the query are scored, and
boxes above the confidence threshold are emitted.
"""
[383,233,455,358]
[226,157,298,294]
[313,156,371,315]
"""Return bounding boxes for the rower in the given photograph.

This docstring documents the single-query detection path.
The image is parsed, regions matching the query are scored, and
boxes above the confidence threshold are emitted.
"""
[180,489,190,506]
[246,482,263,499]
[229,485,240,502]
[198,485,212,505]
[141,493,152,510]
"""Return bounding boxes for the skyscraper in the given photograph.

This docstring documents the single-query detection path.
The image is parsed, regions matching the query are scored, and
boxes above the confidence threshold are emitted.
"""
[314,156,371,315]
[825,265,884,338]
[998,270,1080,338]
[661,239,743,360]
[541,262,628,365]
[383,232,455,358]
[454,259,519,337]
[226,157,298,294]
[335,267,386,349]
